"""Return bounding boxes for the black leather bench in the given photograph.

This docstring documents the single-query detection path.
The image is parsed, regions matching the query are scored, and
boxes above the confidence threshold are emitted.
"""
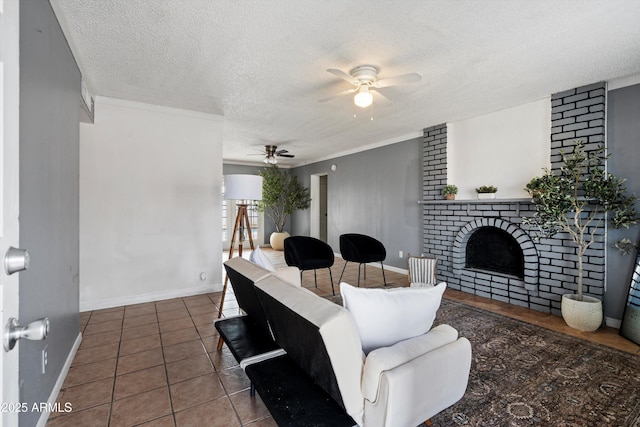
[216,258,356,426]
[214,260,280,363]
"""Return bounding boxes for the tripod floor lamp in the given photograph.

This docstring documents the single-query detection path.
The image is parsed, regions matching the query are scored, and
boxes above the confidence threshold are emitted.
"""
[218,174,263,321]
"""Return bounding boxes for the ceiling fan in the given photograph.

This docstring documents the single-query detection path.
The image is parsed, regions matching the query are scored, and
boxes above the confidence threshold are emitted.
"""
[263,145,294,164]
[318,65,421,108]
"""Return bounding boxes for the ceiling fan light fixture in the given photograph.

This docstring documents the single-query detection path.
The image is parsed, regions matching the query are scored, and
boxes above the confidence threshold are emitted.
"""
[354,86,373,108]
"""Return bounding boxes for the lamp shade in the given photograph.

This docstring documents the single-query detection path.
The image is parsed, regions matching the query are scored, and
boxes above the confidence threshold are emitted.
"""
[224,174,263,201]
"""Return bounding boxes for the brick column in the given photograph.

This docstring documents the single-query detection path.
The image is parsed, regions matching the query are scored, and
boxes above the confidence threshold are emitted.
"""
[422,124,447,201]
[545,82,607,308]
[550,82,606,167]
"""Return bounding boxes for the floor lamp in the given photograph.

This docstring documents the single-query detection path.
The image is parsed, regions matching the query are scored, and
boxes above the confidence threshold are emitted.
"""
[217,174,263,324]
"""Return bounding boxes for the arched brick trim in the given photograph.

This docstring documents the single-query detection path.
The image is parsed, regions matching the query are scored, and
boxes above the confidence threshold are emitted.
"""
[452,218,539,292]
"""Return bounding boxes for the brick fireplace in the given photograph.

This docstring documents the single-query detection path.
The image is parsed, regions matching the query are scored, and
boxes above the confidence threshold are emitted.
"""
[422,82,607,315]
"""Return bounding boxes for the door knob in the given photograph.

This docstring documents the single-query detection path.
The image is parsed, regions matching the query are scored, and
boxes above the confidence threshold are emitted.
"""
[4,247,30,275]
[3,317,49,352]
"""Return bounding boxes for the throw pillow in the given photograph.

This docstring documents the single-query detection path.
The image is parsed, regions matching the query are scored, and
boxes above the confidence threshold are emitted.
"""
[340,281,446,354]
[249,246,275,272]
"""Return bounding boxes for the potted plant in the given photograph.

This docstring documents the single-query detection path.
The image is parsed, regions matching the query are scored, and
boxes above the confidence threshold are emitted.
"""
[257,165,311,250]
[441,184,458,200]
[523,141,639,331]
[524,176,546,198]
[476,185,498,199]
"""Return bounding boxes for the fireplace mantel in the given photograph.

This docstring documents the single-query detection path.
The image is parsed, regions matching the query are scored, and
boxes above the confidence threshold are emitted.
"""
[419,198,533,216]
[418,198,531,205]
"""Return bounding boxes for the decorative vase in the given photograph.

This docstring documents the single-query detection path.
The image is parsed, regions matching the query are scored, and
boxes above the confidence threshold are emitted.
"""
[270,231,290,251]
[445,194,456,200]
[561,294,603,332]
[477,193,496,199]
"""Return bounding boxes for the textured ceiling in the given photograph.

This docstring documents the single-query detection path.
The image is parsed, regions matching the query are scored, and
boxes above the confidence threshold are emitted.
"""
[50,0,640,166]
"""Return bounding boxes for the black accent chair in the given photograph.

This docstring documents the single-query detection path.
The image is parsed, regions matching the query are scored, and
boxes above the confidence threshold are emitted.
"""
[284,236,335,295]
[338,233,387,287]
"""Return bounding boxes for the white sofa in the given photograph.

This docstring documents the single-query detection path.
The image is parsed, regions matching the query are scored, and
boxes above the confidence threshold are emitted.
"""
[222,257,472,427]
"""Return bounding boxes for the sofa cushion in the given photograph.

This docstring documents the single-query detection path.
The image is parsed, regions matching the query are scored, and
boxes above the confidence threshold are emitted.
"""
[249,246,301,286]
[249,246,276,271]
[340,282,447,354]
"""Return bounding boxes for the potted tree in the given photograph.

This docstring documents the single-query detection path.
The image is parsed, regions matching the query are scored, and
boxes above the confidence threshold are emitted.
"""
[441,184,458,200]
[257,165,311,250]
[476,185,498,199]
[523,141,638,331]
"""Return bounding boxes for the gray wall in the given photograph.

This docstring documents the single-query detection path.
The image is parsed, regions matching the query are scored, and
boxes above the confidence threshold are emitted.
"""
[291,137,423,269]
[19,2,80,425]
[606,83,640,319]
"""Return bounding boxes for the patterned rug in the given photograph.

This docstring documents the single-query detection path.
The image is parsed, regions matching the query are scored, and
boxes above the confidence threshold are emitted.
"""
[325,295,640,426]
[432,299,640,426]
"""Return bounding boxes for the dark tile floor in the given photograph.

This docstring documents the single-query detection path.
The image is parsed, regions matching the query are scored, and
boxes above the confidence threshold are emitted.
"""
[47,249,639,426]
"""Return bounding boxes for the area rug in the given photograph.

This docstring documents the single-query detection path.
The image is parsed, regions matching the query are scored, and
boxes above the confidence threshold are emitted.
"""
[325,294,640,426]
[431,299,640,426]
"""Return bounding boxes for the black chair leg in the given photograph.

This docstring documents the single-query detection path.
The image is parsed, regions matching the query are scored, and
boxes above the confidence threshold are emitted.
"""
[339,261,348,283]
[381,262,387,286]
[328,268,335,296]
[314,269,318,288]
[357,264,362,287]
[250,383,256,397]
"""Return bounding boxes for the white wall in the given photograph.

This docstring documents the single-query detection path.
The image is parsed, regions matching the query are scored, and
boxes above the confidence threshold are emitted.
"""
[448,98,551,199]
[80,97,223,311]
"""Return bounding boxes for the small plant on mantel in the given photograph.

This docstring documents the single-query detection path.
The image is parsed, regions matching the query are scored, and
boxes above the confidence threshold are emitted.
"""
[475,185,497,199]
[525,176,548,198]
[441,184,458,200]
[475,185,498,193]
[522,140,639,331]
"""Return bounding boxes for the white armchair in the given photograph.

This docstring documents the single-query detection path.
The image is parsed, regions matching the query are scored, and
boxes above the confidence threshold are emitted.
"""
[361,325,472,427]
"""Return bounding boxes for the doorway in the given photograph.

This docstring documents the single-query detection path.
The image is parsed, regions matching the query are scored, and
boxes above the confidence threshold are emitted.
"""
[1,1,22,425]
[310,173,328,242]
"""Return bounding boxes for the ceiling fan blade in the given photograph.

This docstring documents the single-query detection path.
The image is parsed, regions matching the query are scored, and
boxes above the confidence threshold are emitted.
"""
[326,69,358,84]
[371,89,392,103]
[318,87,357,103]
[278,153,295,158]
[374,72,422,88]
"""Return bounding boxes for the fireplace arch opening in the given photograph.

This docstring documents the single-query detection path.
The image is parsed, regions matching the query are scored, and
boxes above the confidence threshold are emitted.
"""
[465,226,524,278]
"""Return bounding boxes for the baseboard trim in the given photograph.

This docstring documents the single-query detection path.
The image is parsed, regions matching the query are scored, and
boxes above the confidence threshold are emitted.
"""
[333,253,409,276]
[605,316,621,329]
[80,283,221,312]
[378,264,408,275]
[36,332,82,427]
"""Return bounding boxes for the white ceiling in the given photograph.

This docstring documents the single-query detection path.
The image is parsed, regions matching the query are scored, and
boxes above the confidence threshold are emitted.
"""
[50,0,640,166]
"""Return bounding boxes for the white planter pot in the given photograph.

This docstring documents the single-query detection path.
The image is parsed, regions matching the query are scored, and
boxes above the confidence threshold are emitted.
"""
[477,193,496,199]
[269,231,290,251]
[561,294,603,332]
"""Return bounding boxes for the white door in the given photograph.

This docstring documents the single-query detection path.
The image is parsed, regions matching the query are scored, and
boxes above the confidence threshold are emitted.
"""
[1,1,22,426]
